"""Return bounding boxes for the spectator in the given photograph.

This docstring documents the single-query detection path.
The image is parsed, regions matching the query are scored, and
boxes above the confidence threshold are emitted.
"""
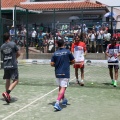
[89,30,96,53]
[104,30,111,51]
[96,28,104,53]
[9,25,15,42]
[31,28,37,47]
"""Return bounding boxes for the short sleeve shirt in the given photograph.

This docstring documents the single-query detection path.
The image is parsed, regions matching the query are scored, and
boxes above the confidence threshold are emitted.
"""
[106,43,120,62]
[1,41,19,69]
[71,42,86,62]
[51,48,74,78]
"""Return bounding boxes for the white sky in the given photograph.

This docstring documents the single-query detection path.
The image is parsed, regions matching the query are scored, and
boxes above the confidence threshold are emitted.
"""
[96,0,120,6]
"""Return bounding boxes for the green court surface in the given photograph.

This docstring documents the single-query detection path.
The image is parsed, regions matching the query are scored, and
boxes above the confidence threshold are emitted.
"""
[0,63,120,120]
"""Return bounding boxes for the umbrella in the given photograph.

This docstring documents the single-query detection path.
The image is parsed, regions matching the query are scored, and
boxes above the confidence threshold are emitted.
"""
[69,16,80,20]
[104,12,116,17]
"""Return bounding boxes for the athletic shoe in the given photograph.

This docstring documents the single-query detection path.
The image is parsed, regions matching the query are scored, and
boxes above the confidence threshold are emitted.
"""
[80,80,84,86]
[111,80,114,85]
[113,81,117,87]
[2,92,11,103]
[62,99,68,106]
[54,103,62,111]
[76,80,80,84]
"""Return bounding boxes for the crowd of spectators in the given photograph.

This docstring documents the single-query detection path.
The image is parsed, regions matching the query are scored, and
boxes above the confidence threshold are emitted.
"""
[9,22,120,53]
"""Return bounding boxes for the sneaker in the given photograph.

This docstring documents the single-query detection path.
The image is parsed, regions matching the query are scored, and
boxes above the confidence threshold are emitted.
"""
[76,80,80,84]
[113,81,117,87]
[2,92,11,103]
[111,80,114,85]
[80,80,84,86]
[54,103,62,111]
[103,52,104,53]
[62,99,68,106]
[97,52,99,53]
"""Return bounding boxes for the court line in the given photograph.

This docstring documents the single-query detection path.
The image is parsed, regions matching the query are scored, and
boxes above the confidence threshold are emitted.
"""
[2,70,89,120]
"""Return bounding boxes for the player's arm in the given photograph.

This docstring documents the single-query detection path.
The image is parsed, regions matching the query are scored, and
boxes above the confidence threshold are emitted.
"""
[105,50,112,57]
[105,45,112,57]
[70,59,75,65]
[71,43,74,54]
[84,44,87,56]
[50,62,55,67]
[117,45,120,57]
[16,50,21,58]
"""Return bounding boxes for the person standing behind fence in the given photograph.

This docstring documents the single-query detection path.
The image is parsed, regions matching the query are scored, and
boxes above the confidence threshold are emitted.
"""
[31,28,37,47]
[89,30,96,53]
[51,40,75,111]
[71,35,87,86]
[1,32,21,103]
[104,30,111,51]
[9,25,15,42]
[96,28,104,53]
[105,38,120,87]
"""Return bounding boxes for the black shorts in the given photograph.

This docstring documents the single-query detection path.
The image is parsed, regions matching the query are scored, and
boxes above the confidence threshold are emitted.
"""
[3,68,19,80]
[108,61,119,69]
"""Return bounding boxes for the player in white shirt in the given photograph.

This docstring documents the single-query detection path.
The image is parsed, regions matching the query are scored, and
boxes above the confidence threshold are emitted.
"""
[106,38,120,87]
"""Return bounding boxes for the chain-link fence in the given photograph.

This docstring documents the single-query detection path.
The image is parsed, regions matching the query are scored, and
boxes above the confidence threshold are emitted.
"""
[0,5,120,61]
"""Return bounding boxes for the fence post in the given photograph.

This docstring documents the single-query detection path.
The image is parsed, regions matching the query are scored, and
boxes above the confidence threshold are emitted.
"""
[0,0,3,69]
[53,9,56,52]
[26,9,29,59]
[111,6,113,37]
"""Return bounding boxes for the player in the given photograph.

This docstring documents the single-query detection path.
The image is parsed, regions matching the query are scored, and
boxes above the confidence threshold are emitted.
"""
[105,38,120,87]
[1,32,21,103]
[71,35,87,86]
[51,39,75,111]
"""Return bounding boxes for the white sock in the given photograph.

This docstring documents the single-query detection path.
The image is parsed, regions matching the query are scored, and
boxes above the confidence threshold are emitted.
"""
[81,79,84,83]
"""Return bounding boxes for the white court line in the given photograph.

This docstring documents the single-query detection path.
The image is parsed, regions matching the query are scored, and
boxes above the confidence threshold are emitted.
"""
[2,70,89,120]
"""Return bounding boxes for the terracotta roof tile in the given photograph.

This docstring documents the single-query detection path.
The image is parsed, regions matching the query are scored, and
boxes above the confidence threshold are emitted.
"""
[2,0,106,10]
[2,0,26,8]
[20,2,105,10]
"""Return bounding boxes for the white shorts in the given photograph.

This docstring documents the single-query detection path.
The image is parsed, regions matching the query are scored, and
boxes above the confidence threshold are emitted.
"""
[56,78,69,87]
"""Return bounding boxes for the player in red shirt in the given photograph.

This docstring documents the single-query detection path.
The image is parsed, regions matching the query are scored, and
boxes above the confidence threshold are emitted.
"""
[71,35,87,86]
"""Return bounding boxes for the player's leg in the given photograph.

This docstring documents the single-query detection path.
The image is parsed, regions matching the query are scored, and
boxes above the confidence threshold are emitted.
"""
[108,63,114,85]
[54,78,68,111]
[80,67,84,86]
[75,68,79,84]
[2,70,11,103]
[8,80,19,91]
[5,79,10,91]
[4,69,19,103]
[113,64,119,87]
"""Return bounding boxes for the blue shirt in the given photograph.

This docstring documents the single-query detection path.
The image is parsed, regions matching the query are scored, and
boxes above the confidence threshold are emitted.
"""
[51,48,74,78]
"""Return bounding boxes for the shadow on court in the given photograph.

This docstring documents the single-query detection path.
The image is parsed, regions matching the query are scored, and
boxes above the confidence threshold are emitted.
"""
[0,97,18,105]
[48,101,71,112]
[69,82,120,90]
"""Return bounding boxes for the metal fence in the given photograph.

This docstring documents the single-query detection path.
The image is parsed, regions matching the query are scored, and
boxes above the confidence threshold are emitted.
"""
[0,5,120,61]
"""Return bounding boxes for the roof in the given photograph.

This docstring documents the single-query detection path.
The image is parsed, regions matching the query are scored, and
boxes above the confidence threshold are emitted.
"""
[2,0,26,8]
[2,0,106,11]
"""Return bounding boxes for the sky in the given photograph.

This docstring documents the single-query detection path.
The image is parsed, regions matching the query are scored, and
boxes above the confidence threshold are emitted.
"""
[93,0,120,7]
